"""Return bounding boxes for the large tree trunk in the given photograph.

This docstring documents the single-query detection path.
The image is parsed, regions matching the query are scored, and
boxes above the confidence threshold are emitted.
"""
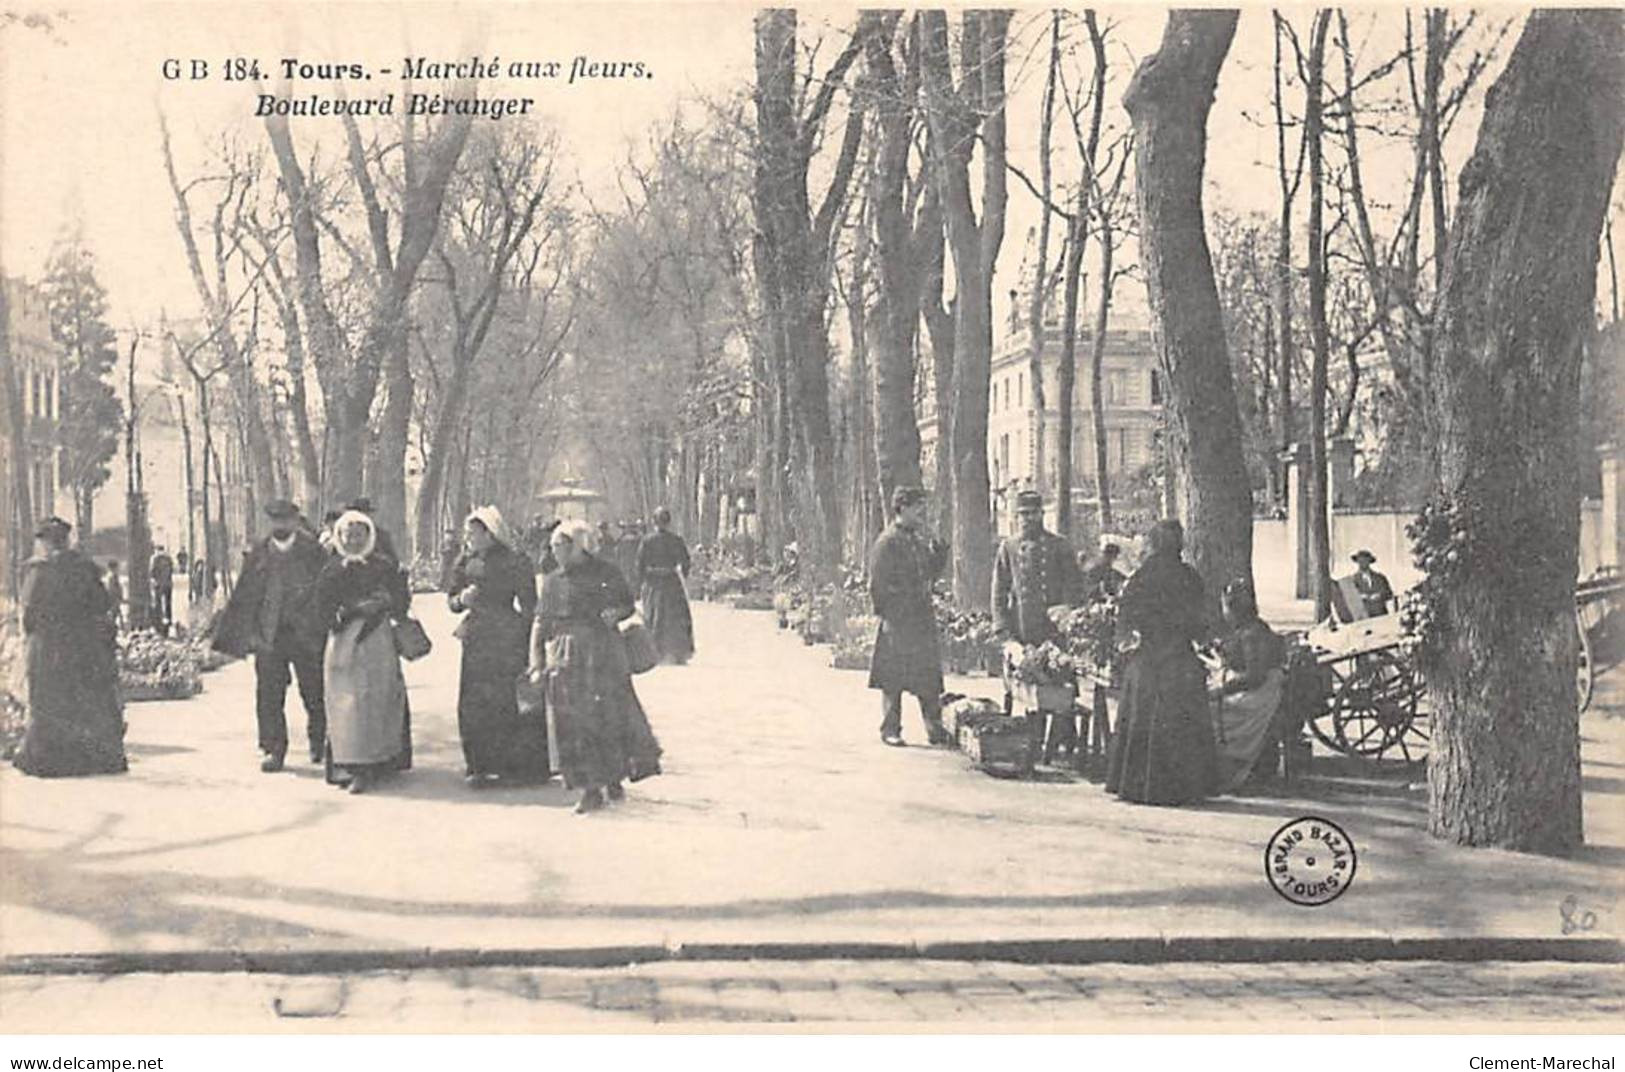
[1026,13,1060,504]
[0,288,32,598]
[412,363,471,555]
[1424,10,1625,853]
[1124,10,1253,605]
[1090,214,1117,535]
[752,10,865,580]
[921,184,955,538]
[1056,198,1084,538]
[369,329,413,560]
[921,8,1010,611]
[1304,13,1333,621]
[863,11,927,509]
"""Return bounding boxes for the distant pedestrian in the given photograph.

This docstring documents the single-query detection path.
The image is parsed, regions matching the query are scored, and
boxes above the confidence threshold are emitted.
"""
[867,486,950,748]
[1081,542,1127,604]
[104,560,124,630]
[1333,550,1394,622]
[212,499,329,772]
[316,510,412,794]
[529,518,662,814]
[1105,519,1217,806]
[636,507,695,665]
[449,506,547,787]
[438,527,462,592]
[150,545,175,635]
[12,517,126,778]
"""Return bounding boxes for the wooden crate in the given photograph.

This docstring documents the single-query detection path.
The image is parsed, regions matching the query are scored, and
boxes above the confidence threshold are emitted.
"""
[961,716,1038,778]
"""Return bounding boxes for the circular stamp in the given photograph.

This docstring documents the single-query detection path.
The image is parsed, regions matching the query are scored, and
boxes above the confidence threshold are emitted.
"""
[1265,816,1358,907]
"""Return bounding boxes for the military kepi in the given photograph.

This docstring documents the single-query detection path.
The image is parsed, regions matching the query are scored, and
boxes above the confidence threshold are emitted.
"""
[1015,489,1044,511]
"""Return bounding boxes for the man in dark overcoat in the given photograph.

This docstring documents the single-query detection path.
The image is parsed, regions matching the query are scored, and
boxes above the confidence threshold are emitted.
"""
[213,499,329,772]
[867,486,951,747]
[992,489,1084,647]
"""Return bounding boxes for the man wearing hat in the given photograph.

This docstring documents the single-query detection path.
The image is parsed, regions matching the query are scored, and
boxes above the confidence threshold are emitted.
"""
[212,499,329,771]
[867,485,951,747]
[993,490,1085,647]
[1081,540,1127,604]
[1335,549,1394,621]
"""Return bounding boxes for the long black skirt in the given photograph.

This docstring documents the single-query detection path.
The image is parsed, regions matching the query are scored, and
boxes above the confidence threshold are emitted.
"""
[458,612,549,780]
[1105,640,1216,806]
[641,576,695,663]
[13,630,126,778]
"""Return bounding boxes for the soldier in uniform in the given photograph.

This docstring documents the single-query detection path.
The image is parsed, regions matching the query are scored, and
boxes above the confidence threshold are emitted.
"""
[992,490,1085,757]
[867,486,951,748]
[992,490,1085,647]
[213,499,329,772]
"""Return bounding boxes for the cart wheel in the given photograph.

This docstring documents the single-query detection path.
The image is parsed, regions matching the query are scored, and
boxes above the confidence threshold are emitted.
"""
[1577,616,1595,713]
[1328,650,1426,762]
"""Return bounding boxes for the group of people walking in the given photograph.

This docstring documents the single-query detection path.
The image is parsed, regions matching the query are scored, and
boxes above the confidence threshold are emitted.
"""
[864,484,1297,808]
[10,495,699,816]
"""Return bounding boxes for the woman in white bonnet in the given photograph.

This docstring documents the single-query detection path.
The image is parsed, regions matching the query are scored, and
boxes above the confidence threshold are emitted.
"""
[314,510,412,794]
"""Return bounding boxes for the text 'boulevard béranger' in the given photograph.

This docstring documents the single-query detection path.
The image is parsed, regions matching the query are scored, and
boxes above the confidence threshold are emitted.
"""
[247,55,651,120]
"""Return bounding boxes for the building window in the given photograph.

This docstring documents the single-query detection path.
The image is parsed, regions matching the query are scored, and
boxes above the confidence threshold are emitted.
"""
[1017,371,1025,409]
[1106,370,1132,406]
[999,434,1010,482]
[1150,369,1163,405]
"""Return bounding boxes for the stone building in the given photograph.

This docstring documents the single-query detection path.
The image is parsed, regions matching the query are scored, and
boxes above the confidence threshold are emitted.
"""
[918,291,1164,536]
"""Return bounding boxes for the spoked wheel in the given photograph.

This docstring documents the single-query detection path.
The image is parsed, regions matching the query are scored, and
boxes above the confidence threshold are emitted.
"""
[1320,649,1428,763]
[1577,614,1595,714]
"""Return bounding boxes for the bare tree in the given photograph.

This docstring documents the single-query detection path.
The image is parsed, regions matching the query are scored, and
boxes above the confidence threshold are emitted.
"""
[412,125,562,554]
[861,11,932,509]
[261,82,474,525]
[920,8,1011,610]
[158,118,278,523]
[1123,10,1254,602]
[751,12,870,579]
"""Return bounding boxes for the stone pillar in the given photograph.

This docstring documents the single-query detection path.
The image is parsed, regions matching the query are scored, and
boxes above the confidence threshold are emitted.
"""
[1328,436,1356,510]
[1281,442,1312,599]
[1601,441,1621,571]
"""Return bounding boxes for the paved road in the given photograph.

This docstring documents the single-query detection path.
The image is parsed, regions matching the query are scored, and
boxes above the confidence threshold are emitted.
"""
[3,959,1619,1028]
[1,598,1621,1029]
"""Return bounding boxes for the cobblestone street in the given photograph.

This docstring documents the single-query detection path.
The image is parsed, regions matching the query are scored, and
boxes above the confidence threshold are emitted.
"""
[3,959,1620,1027]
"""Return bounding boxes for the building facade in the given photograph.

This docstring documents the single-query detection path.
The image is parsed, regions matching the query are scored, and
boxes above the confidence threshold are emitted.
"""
[1,277,73,595]
[918,296,1163,535]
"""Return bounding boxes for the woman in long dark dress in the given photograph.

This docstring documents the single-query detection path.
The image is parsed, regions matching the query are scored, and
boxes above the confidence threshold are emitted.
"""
[449,506,548,786]
[636,506,695,665]
[1104,519,1217,806]
[528,519,662,814]
[316,511,412,794]
[12,517,126,778]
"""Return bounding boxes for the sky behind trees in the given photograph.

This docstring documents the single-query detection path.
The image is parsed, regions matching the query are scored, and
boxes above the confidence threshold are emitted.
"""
[1,4,1525,331]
